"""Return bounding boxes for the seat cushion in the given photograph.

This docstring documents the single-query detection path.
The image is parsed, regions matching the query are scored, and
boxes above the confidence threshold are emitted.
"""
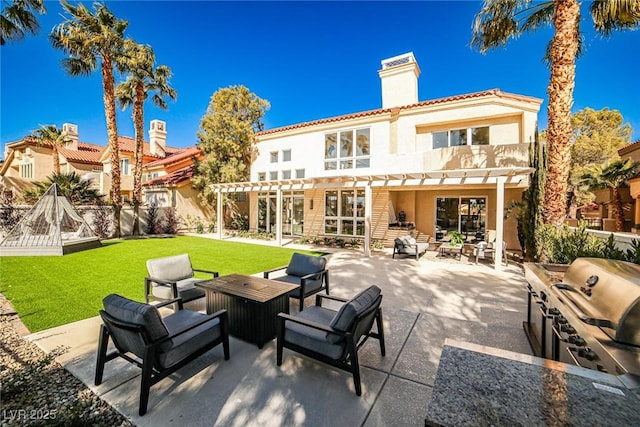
[147,254,194,283]
[102,294,171,355]
[272,275,323,297]
[284,306,344,359]
[151,278,205,300]
[329,286,381,333]
[158,309,221,369]
[285,253,326,277]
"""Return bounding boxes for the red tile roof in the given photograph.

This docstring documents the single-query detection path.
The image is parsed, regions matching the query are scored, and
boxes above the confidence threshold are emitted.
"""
[143,166,194,187]
[58,142,104,164]
[619,140,640,156]
[257,88,543,136]
[116,136,182,157]
[143,147,202,169]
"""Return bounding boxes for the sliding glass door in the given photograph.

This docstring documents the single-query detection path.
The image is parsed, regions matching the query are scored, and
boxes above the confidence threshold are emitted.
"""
[435,197,486,242]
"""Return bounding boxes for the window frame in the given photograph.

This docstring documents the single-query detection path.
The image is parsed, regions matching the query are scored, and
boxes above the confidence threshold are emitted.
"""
[324,189,366,236]
[431,126,490,149]
[324,127,370,170]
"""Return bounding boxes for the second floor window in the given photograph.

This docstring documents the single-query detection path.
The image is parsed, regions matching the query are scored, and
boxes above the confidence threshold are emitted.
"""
[270,151,278,163]
[120,158,130,175]
[295,169,305,178]
[258,173,266,181]
[283,149,291,162]
[282,170,291,179]
[20,158,34,179]
[269,171,278,180]
[324,128,370,170]
[433,126,490,149]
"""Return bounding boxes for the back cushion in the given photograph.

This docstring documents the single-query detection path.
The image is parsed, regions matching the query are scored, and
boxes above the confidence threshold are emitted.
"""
[286,253,326,277]
[147,254,194,282]
[102,294,169,344]
[401,236,416,246]
[330,285,381,332]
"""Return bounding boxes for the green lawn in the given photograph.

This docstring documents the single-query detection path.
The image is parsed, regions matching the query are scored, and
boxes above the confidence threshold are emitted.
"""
[0,236,320,332]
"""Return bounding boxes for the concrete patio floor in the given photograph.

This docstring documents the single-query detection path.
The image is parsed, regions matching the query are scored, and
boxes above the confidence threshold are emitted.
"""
[26,245,532,426]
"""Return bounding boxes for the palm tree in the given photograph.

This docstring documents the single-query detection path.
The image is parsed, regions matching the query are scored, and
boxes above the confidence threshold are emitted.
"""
[580,159,639,232]
[472,0,640,227]
[50,0,128,237]
[23,171,103,205]
[116,41,177,235]
[0,0,46,45]
[30,124,71,174]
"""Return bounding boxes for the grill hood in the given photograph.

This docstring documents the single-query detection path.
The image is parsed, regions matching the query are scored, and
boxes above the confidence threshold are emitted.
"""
[552,258,640,347]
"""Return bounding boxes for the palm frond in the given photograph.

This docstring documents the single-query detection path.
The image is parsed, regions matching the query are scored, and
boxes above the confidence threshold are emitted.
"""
[591,0,640,36]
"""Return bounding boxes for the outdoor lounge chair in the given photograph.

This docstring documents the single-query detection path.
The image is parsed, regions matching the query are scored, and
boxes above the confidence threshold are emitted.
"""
[145,253,218,306]
[263,253,329,311]
[392,235,428,260]
[95,294,230,415]
[276,285,385,396]
[474,240,508,266]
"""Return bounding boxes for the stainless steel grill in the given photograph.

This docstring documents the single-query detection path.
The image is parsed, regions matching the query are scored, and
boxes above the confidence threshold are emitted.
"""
[524,257,640,377]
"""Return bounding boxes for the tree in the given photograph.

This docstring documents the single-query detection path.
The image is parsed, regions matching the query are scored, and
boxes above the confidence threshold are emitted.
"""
[472,0,640,227]
[579,158,639,232]
[193,85,270,206]
[30,124,71,174]
[50,0,128,237]
[0,0,46,45]
[22,172,104,205]
[116,41,176,235]
[568,107,633,210]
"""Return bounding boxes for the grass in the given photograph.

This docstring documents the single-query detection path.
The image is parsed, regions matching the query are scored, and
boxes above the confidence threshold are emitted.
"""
[0,236,320,332]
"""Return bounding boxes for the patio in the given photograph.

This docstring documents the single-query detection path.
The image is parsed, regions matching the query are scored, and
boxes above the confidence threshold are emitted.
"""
[26,245,531,426]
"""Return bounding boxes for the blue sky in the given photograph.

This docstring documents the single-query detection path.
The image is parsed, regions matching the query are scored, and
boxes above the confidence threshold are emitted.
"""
[1,1,639,155]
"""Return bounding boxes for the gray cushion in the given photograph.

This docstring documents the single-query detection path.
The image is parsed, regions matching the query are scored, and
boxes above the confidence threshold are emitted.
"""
[330,285,381,333]
[147,254,194,283]
[400,236,416,246]
[285,306,344,359]
[102,294,171,356]
[272,274,324,297]
[285,253,326,277]
[158,310,221,369]
[151,277,205,299]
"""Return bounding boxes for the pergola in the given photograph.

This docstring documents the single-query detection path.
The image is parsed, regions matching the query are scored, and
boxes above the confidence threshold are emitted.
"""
[209,167,533,270]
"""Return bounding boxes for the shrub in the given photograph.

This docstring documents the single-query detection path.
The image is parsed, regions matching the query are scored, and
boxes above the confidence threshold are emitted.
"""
[0,186,23,233]
[91,202,111,239]
[145,201,162,234]
[161,207,181,235]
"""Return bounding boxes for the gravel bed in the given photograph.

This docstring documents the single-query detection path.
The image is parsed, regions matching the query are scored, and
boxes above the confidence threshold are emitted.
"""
[0,314,133,426]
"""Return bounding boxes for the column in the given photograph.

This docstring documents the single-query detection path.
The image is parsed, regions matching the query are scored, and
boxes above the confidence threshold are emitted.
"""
[276,187,282,247]
[216,190,223,240]
[494,177,506,271]
[364,182,372,257]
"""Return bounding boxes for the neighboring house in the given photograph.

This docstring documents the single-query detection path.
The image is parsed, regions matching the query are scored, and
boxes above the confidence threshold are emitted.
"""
[619,140,640,231]
[209,52,543,263]
[0,119,217,231]
[142,146,215,223]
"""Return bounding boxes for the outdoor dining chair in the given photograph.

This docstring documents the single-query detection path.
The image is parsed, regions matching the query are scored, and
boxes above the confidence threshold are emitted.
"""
[95,294,229,415]
[276,285,385,395]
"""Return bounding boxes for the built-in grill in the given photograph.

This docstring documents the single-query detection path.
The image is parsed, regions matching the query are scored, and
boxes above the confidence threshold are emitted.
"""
[524,258,640,378]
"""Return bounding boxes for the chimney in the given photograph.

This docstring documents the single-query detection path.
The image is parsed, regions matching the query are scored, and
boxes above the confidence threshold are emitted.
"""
[378,52,421,109]
[62,123,79,150]
[149,119,167,157]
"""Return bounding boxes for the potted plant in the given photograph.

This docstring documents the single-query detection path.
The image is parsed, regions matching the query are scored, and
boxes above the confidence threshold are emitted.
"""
[449,231,465,246]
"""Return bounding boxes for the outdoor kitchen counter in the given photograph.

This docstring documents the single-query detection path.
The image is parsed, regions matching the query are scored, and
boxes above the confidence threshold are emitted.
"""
[425,339,640,426]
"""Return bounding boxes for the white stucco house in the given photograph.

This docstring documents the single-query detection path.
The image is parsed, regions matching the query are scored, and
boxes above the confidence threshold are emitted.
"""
[210,52,543,269]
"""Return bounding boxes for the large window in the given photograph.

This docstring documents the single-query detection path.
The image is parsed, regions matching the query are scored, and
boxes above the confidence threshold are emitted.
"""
[20,157,34,179]
[435,197,486,242]
[432,126,490,149]
[120,158,130,175]
[325,128,370,170]
[324,189,365,236]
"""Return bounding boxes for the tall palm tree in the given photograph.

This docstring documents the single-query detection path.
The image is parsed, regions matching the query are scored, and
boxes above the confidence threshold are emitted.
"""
[116,41,177,235]
[0,0,46,45]
[472,0,640,227]
[50,0,128,237]
[580,159,639,232]
[30,124,70,174]
[23,171,103,205]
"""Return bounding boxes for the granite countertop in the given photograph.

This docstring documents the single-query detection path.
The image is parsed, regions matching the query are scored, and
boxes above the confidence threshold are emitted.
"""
[426,340,640,427]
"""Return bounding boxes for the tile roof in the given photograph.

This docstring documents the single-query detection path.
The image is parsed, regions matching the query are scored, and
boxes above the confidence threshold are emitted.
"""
[619,140,640,156]
[143,166,194,187]
[116,136,182,157]
[58,142,104,164]
[257,88,543,136]
[143,147,202,168]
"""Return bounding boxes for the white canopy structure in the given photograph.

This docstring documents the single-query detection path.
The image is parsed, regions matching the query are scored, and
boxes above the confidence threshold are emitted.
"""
[0,184,101,256]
